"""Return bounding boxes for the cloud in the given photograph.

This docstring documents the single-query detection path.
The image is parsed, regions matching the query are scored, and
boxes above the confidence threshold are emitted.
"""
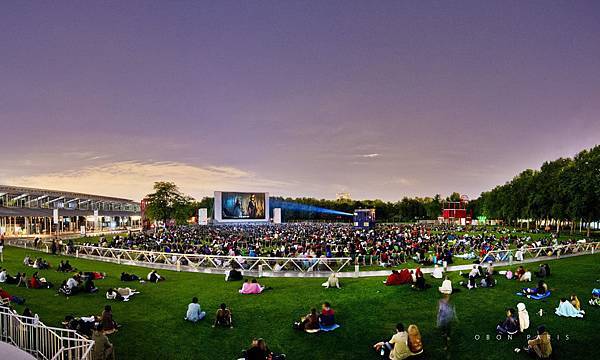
[360,153,380,158]
[5,161,289,201]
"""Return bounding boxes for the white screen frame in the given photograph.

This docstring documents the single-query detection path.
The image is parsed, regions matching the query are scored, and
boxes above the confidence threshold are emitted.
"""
[214,191,270,223]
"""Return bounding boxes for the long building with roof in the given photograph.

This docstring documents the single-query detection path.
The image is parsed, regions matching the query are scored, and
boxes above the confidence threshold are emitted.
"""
[0,185,141,236]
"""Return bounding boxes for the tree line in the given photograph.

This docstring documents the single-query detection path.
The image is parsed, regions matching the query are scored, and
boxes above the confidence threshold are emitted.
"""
[469,145,600,235]
[142,145,599,233]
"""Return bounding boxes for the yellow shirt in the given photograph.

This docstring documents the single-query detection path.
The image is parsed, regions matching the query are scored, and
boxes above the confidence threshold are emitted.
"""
[389,331,412,360]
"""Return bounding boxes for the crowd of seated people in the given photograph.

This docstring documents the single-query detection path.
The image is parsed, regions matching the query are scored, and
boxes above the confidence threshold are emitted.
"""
[86,224,573,272]
[23,256,51,270]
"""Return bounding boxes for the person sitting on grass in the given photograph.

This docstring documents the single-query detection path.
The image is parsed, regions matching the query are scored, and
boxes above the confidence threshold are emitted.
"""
[412,268,431,291]
[147,270,165,283]
[17,273,28,287]
[407,324,423,355]
[244,338,286,360]
[92,323,115,360]
[23,255,33,266]
[438,276,456,295]
[384,270,402,286]
[322,273,340,289]
[517,303,530,333]
[589,289,600,306]
[0,268,7,283]
[514,266,525,280]
[431,264,443,279]
[239,279,266,294]
[480,272,496,288]
[184,297,206,323]
[225,265,243,282]
[523,325,552,359]
[100,305,119,333]
[496,308,519,335]
[213,303,233,328]
[521,280,548,296]
[570,294,581,310]
[555,298,585,318]
[318,302,336,327]
[120,272,140,282]
[83,277,98,293]
[294,308,320,333]
[373,322,421,360]
[33,258,50,270]
[66,274,80,291]
[28,272,52,289]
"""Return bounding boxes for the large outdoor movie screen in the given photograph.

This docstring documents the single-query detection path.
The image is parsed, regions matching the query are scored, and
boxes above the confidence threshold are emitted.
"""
[220,192,267,220]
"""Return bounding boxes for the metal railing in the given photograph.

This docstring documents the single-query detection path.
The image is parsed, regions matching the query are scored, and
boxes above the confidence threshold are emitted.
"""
[75,245,353,273]
[480,241,600,264]
[0,306,94,360]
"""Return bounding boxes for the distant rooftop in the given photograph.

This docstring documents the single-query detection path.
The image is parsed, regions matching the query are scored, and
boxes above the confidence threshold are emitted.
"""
[0,185,136,203]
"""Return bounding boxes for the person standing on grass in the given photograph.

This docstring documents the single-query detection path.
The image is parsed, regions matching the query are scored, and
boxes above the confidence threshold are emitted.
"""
[437,294,457,351]
[184,297,206,323]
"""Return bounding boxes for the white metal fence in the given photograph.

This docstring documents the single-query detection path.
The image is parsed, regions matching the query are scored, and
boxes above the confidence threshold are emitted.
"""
[76,245,353,273]
[0,306,94,360]
[480,241,600,264]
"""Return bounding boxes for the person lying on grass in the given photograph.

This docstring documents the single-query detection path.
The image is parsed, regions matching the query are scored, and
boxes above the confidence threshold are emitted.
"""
[147,270,165,283]
[120,272,140,282]
[496,308,519,335]
[294,308,320,332]
[184,297,206,322]
[521,280,548,296]
[0,287,26,305]
[106,287,139,301]
[213,303,233,328]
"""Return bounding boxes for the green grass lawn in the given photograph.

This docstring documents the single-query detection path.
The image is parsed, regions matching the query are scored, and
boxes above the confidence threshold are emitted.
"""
[1,246,599,359]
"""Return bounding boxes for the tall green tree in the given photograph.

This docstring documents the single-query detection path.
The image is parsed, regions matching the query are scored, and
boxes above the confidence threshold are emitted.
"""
[144,182,194,225]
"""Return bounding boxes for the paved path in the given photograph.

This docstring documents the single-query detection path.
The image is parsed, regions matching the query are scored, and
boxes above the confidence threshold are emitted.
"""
[0,342,36,360]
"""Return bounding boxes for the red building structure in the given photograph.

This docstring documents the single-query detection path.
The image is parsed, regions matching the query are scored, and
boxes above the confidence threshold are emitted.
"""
[441,195,471,225]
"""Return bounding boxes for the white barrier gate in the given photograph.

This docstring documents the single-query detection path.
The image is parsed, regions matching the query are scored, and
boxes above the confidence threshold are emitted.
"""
[0,306,94,360]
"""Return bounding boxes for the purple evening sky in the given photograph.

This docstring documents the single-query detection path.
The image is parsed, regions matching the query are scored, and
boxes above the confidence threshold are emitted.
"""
[1,1,599,201]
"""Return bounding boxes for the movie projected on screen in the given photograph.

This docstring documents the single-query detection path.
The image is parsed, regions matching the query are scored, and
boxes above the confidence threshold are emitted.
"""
[214,191,269,222]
